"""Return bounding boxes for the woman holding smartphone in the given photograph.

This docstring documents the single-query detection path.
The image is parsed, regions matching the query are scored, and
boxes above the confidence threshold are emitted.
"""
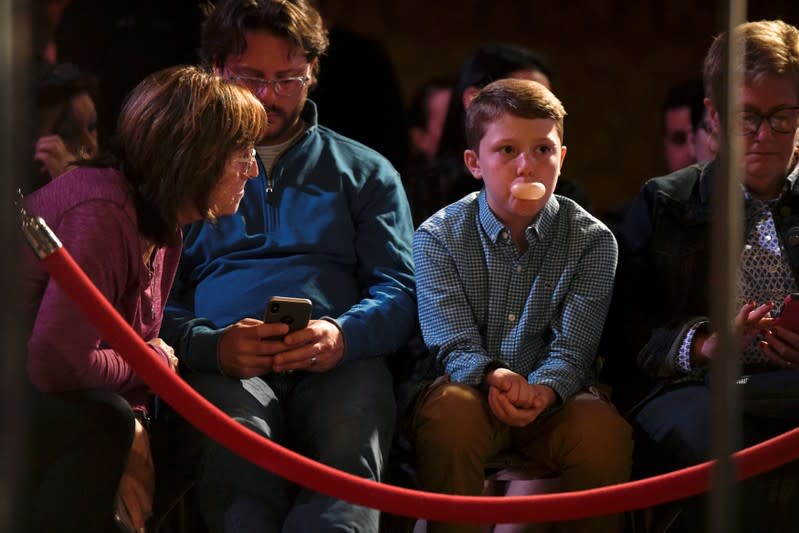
[23,65,267,533]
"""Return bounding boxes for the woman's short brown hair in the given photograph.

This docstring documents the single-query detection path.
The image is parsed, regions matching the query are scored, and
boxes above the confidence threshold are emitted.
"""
[114,65,267,246]
[704,19,799,114]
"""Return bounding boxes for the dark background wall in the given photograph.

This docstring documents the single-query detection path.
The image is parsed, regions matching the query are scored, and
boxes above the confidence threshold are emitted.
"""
[53,0,799,215]
[319,0,799,214]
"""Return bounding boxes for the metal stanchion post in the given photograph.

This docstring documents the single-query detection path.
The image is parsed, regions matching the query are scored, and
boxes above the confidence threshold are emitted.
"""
[0,0,32,531]
[709,1,746,532]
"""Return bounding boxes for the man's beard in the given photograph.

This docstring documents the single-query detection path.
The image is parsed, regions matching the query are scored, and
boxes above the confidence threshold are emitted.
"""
[261,102,303,144]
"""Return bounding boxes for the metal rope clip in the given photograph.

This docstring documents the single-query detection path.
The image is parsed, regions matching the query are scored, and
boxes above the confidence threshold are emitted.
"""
[17,188,61,259]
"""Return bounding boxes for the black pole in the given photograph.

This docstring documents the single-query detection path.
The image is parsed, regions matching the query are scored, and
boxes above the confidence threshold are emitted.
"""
[0,0,32,531]
[709,1,746,532]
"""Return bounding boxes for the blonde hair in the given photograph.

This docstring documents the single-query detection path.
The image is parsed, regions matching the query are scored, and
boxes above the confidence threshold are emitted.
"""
[704,19,799,112]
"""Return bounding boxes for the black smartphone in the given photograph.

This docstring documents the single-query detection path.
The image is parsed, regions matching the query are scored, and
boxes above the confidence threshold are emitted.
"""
[263,296,312,333]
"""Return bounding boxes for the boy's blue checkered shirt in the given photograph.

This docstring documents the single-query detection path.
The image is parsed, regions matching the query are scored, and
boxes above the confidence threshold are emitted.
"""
[413,190,618,402]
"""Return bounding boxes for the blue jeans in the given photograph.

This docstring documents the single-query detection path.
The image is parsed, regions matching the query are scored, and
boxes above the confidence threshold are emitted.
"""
[186,357,395,533]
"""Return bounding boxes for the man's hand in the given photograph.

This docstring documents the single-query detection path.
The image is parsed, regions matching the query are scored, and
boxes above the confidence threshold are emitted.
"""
[115,418,154,531]
[217,318,290,378]
[272,319,345,373]
[34,135,76,180]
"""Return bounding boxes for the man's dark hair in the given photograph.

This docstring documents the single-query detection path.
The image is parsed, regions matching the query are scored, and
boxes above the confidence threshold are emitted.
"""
[437,42,552,160]
[201,0,329,76]
[662,79,705,132]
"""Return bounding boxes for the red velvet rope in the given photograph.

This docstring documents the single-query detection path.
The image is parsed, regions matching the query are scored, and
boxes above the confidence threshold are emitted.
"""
[41,246,799,524]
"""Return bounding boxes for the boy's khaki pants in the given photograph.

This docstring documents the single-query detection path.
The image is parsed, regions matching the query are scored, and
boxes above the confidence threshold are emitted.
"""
[411,379,633,533]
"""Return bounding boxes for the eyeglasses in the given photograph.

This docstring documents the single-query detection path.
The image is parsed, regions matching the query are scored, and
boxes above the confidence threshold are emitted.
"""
[229,73,311,97]
[734,106,799,135]
[232,148,257,174]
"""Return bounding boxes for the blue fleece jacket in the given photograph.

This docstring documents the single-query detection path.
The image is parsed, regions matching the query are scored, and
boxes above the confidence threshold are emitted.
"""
[161,101,416,373]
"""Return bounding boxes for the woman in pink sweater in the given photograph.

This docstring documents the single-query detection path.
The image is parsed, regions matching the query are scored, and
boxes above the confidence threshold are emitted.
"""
[23,65,266,533]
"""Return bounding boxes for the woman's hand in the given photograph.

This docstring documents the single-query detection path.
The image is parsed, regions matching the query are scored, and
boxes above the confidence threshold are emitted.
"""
[692,301,774,366]
[34,134,76,180]
[147,338,178,372]
[115,417,154,532]
[759,325,799,369]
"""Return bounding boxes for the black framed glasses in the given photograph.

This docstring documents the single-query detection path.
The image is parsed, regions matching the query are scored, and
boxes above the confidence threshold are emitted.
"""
[229,74,311,97]
[734,106,799,135]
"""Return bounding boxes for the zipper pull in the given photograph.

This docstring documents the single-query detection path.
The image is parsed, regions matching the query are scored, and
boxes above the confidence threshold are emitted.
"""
[265,171,275,203]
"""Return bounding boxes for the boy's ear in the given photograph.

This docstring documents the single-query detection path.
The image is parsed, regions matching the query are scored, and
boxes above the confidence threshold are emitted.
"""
[560,145,567,166]
[464,149,483,180]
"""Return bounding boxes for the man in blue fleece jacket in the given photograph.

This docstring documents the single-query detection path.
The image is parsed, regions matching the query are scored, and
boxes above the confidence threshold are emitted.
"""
[160,1,416,531]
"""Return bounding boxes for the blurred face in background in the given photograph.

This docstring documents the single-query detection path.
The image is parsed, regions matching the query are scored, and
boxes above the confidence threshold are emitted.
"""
[663,106,697,172]
[411,87,452,159]
[40,91,99,159]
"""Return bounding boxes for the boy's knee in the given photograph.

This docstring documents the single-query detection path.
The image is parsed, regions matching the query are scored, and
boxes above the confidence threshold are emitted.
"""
[414,382,490,447]
[556,395,633,476]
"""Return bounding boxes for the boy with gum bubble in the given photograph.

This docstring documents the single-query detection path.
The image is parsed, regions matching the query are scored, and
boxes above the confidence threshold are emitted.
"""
[411,78,632,533]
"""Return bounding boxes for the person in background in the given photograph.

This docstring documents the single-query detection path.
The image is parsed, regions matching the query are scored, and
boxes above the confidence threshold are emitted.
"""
[661,78,706,173]
[32,62,99,190]
[308,0,410,174]
[54,0,203,145]
[409,42,590,227]
[603,19,799,531]
[161,1,416,531]
[23,65,266,533]
[405,76,453,217]
[408,76,454,163]
[411,78,631,533]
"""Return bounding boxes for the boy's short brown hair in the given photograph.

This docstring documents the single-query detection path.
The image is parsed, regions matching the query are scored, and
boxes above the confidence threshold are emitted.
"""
[465,78,566,151]
[704,19,799,113]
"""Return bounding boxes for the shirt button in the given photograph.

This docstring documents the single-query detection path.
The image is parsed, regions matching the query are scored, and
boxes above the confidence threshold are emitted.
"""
[765,235,772,241]
[516,265,523,273]
[500,231,508,240]
[508,313,516,322]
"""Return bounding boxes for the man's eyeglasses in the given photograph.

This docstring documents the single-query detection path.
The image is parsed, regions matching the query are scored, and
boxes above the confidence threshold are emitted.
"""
[229,74,311,97]
[232,148,257,174]
[734,106,799,136]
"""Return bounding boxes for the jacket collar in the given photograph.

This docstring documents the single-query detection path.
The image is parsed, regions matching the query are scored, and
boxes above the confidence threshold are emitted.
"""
[698,158,799,203]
